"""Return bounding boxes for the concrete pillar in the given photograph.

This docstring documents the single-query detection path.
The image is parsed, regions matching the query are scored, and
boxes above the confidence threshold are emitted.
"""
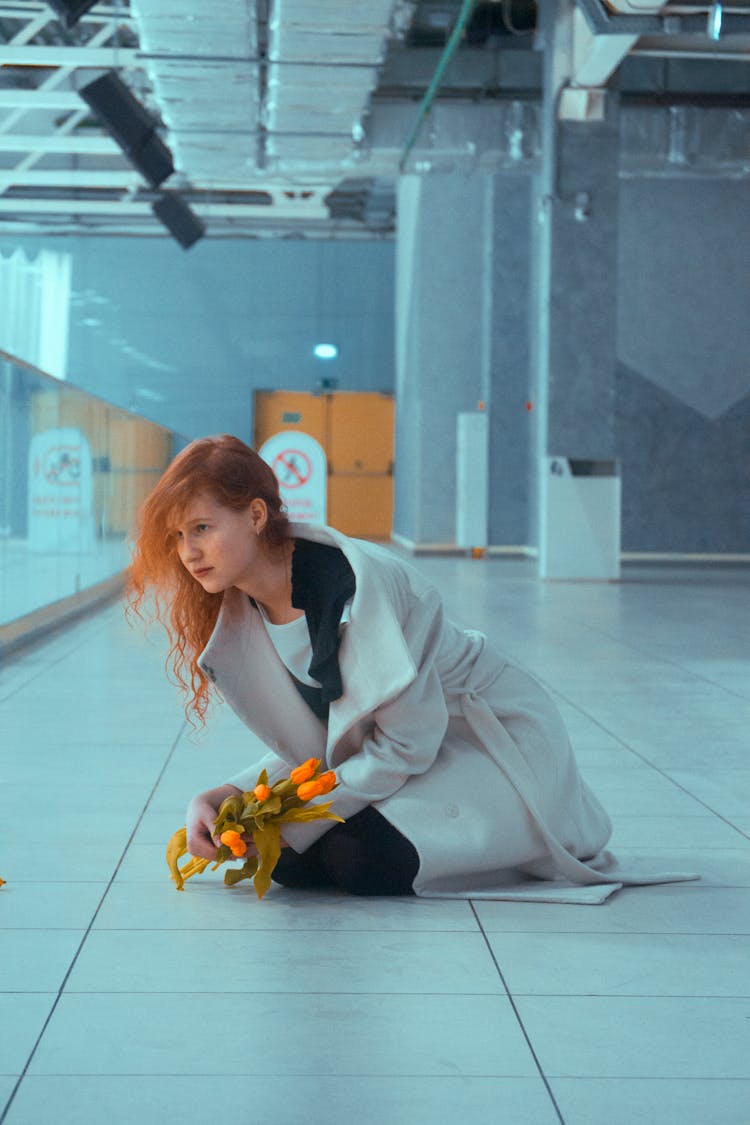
[393,172,491,548]
[531,0,621,578]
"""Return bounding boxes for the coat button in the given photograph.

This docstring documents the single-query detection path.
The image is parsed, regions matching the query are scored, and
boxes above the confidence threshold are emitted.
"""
[446,804,460,818]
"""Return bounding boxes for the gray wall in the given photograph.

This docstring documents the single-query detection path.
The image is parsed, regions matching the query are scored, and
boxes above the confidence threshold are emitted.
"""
[616,177,750,552]
[488,175,533,547]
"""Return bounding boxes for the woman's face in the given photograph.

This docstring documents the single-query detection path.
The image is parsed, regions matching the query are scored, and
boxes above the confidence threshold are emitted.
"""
[174,492,267,594]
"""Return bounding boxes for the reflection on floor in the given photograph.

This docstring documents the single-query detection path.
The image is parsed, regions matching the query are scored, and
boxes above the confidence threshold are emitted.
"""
[0,537,128,624]
[1,554,748,1125]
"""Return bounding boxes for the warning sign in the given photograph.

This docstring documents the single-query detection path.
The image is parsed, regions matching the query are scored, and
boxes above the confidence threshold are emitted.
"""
[259,430,327,525]
[28,427,95,553]
[272,449,312,490]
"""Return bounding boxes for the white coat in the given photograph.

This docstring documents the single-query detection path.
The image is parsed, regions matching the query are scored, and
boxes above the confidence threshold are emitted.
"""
[199,524,697,902]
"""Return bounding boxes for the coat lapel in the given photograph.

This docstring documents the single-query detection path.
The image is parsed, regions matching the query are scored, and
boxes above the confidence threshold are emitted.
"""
[198,587,327,760]
[198,526,417,769]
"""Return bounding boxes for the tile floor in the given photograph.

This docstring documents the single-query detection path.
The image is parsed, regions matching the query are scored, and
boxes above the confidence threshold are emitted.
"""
[0,555,748,1125]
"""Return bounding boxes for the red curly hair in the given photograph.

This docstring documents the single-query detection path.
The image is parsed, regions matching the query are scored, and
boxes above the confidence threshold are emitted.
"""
[127,433,289,724]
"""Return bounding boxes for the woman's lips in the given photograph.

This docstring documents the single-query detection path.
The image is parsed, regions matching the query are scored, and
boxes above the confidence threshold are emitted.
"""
[193,567,213,578]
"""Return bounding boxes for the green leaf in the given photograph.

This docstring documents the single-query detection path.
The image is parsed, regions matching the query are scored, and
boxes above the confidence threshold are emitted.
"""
[215,795,244,827]
[251,825,282,900]
[278,803,344,825]
[224,856,258,887]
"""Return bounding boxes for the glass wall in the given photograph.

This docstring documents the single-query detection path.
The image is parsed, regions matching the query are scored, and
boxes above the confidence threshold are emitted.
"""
[0,350,181,641]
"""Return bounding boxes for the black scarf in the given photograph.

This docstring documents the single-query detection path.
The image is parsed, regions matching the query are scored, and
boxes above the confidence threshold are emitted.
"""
[290,538,356,704]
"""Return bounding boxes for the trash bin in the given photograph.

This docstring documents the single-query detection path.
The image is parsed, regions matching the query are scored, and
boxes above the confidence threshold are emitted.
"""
[540,457,620,580]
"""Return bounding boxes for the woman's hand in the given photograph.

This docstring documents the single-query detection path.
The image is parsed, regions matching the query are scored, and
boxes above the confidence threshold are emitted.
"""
[186,784,243,859]
[186,782,292,860]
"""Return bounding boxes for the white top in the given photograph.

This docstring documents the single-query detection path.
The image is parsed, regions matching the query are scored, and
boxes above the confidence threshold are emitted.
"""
[258,609,319,686]
[258,599,352,687]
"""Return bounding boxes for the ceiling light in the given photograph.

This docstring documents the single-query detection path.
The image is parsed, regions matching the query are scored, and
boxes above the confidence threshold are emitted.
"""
[313,344,338,360]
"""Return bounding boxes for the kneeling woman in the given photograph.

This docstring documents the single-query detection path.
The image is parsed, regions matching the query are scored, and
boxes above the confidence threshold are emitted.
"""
[128,434,689,900]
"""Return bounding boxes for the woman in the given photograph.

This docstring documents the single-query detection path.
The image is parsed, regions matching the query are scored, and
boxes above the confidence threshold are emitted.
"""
[129,434,694,901]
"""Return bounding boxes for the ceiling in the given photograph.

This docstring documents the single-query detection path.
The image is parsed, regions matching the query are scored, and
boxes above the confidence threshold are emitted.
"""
[0,0,748,241]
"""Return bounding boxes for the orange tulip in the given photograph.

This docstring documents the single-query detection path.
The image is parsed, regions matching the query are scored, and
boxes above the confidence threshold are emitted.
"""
[318,770,336,794]
[297,778,326,801]
[220,830,247,856]
[290,758,320,785]
[254,783,272,802]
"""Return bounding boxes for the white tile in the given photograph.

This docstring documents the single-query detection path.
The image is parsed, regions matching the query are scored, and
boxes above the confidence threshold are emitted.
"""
[5,1075,560,1125]
[0,842,127,883]
[68,929,503,995]
[29,993,538,1076]
[475,884,750,935]
[486,931,750,997]
[582,768,714,816]
[0,995,57,1074]
[94,882,478,931]
[550,1077,750,1125]
[608,815,748,849]
[114,843,194,882]
[0,883,107,929]
[0,930,84,991]
[516,996,750,1077]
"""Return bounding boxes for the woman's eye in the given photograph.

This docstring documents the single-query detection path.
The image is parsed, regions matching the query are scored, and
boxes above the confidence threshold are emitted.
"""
[196,523,208,532]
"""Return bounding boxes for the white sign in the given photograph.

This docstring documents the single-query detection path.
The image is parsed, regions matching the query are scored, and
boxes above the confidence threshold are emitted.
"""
[28,427,95,553]
[259,430,327,525]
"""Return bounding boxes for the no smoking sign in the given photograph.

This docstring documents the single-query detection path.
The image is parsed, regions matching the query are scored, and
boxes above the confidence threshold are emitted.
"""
[272,449,312,490]
[259,430,327,525]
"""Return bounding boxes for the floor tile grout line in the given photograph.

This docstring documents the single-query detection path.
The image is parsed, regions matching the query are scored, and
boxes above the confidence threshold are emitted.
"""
[469,901,566,1125]
[0,719,187,1125]
[14,989,750,1000]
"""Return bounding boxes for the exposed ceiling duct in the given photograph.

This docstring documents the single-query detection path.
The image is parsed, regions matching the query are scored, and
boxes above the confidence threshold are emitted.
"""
[0,0,749,237]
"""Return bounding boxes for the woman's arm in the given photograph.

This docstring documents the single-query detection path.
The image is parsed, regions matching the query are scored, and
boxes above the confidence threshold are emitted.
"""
[282,589,450,852]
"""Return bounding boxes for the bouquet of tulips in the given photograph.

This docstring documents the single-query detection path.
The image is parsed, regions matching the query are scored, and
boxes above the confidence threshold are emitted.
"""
[166,758,343,900]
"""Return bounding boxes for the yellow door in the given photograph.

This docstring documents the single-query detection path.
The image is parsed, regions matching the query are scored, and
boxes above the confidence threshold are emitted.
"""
[253,391,328,449]
[327,392,393,539]
[253,390,394,539]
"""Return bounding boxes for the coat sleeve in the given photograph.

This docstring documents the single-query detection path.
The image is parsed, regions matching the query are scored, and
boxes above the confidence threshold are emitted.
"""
[224,750,297,795]
[281,588,450,853]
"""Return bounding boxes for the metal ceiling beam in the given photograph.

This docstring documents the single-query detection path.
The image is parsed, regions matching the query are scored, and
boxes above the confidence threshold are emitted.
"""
[0,2,134,19]
[0,197,327,217]
[0,134,120,152]
[0,91,84,109]
[0,46,139,66]
[1,170,142,186]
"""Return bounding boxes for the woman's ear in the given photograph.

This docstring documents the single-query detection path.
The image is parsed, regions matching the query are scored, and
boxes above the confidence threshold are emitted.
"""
[248,498,269,535]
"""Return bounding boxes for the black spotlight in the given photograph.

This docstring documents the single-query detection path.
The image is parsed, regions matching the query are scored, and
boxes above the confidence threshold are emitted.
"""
[152,192,205,250]
[46,0,99,29]
[79,71,174,188]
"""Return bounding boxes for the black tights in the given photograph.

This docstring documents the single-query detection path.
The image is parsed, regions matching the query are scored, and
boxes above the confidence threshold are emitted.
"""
[272,806,419,896]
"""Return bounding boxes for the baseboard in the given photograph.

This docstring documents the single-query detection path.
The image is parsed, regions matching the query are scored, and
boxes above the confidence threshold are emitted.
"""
[0,572,126,659]
[390,533,537,558]
[622,552,750,564]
